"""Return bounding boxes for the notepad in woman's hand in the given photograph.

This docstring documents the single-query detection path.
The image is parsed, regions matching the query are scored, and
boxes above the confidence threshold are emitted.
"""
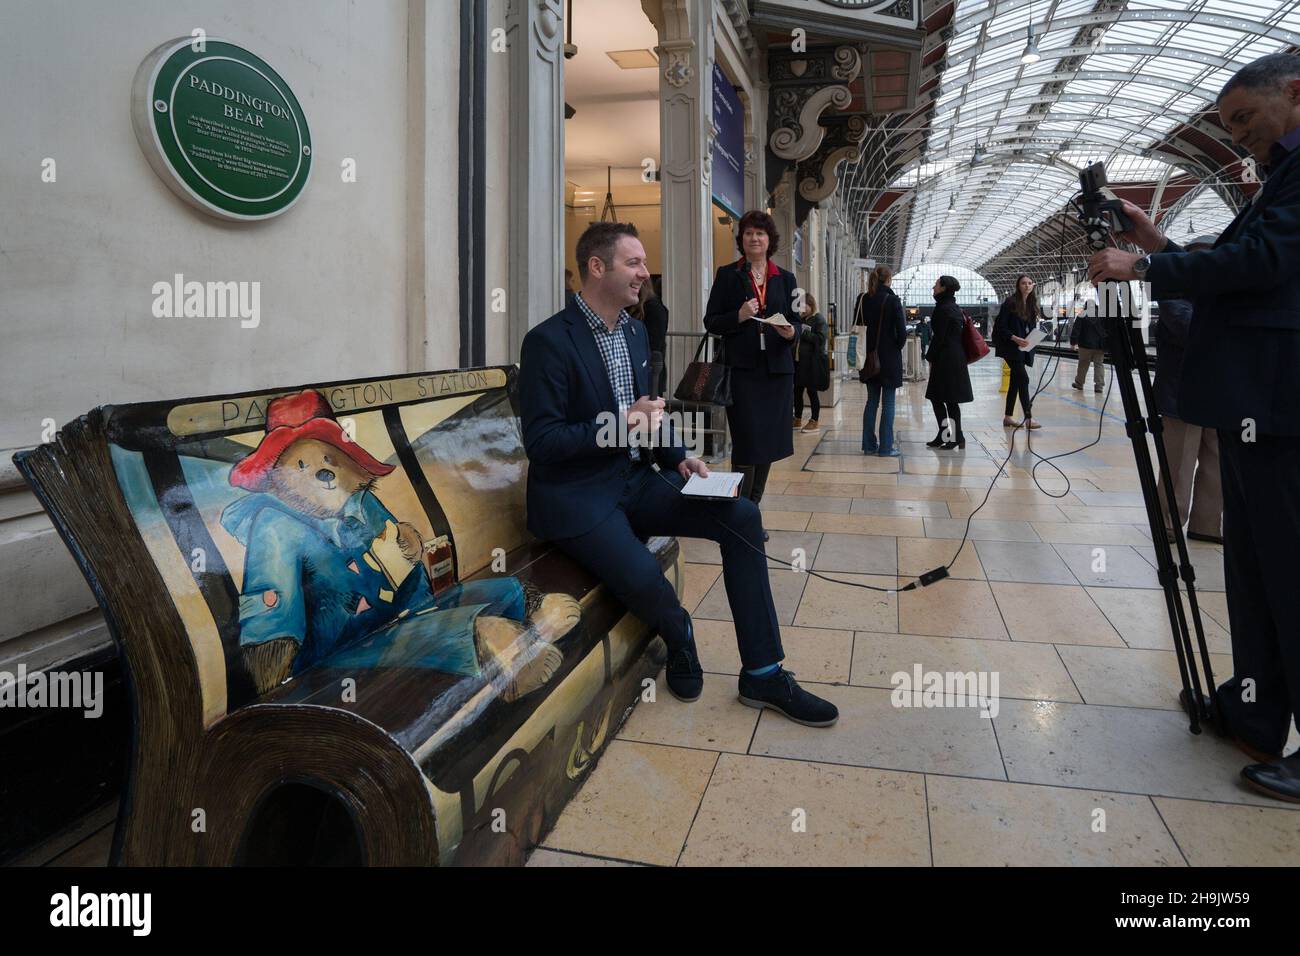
[681,472,744,499]
[1020,328,1047,351]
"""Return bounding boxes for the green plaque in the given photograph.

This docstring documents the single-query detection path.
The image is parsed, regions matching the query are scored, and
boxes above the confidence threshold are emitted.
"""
[132,37,312,220]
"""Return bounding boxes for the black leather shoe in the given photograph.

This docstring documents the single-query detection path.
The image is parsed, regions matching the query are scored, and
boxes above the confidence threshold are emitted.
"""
[1178,688,1283,763]
[940,438,966,450]
[1242,754,1300,804]
[738,668,838,727]
[925,434,945,448]
[665,645,703,702]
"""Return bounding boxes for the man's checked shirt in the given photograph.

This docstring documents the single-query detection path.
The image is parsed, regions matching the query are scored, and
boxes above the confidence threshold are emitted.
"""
[575,291,640,460]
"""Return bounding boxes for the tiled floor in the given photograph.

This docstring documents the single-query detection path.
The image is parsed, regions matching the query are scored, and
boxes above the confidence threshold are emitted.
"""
[533,358,1300,867]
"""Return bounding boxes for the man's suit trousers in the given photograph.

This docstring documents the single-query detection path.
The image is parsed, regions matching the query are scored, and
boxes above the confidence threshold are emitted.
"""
[551,461,784,671]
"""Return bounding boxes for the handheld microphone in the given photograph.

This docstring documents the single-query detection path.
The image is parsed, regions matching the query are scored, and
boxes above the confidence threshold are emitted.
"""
[649,350,664,400]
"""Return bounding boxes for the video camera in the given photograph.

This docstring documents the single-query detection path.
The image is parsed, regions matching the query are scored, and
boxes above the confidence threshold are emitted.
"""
[1077,161,1133,248]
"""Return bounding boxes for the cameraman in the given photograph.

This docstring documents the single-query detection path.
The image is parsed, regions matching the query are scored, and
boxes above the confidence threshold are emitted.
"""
[1087,53,1300,802]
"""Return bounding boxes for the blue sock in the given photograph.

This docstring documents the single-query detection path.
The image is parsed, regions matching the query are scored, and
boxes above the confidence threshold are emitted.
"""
[746,662,780,678]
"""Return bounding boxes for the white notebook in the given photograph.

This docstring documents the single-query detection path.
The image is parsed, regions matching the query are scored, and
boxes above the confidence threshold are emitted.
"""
[1020,328,1047,351]
[681,471,744,499]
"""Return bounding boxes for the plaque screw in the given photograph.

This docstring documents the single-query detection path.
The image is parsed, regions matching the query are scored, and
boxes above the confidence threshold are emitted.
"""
[154,99,168,113]
[302,145,312,156]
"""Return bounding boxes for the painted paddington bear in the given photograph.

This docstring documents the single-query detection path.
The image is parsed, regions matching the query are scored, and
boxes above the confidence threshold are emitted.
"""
[219,389,579,699]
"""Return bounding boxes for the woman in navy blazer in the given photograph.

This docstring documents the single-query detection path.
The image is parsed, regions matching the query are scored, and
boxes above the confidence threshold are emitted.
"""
[704,210,801,503]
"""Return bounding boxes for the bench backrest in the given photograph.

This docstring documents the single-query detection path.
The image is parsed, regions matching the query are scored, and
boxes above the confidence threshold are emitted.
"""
[16,367,529,726]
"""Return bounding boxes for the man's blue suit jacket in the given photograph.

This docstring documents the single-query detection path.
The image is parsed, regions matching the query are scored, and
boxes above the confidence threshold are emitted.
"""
[518,299,687,541]
[1146,145,1300,437]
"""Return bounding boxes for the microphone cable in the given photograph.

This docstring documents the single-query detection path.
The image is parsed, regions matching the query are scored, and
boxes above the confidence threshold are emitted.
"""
[643,206,1124,594]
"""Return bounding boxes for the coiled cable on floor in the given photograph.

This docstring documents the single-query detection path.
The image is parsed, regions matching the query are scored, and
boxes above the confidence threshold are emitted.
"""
[939,193,1121,574]
[648,198,1124,593]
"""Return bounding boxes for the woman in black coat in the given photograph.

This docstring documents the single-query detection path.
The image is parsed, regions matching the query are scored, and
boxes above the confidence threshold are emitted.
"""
[857,265,907,456]
[992,274,1042,429]
[924,275,973,449]
[704,209,801,503]
[793,291,828,431]
[631,279,669,396]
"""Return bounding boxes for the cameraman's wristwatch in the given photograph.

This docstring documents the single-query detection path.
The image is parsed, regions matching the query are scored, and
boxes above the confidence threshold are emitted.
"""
[1133,254,1152,278]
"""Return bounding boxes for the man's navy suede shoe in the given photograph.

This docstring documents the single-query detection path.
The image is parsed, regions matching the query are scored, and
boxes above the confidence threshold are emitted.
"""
[665,644,704,701]
[738,667,838,727]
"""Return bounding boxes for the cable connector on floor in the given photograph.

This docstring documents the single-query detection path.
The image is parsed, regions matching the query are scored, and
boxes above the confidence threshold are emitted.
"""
[918,566,950,587]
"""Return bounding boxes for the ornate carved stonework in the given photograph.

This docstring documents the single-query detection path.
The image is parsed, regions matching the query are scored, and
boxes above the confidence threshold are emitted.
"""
[535,0,562,50]
[752,0,917,30]
[770,85,853,161]
[664,47,693,88]
[797,115,868,214]
[771,176,792,209]
[831,45,860,81]
[766,44,865,204]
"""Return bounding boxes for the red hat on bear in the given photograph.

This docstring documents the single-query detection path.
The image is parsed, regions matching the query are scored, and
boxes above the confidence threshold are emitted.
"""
[229,389,396,491]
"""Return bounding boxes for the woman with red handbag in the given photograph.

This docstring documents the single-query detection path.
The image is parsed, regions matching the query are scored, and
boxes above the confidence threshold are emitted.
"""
[924,275,973,449]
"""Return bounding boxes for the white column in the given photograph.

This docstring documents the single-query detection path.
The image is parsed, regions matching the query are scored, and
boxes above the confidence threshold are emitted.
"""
[770,169,796,273]
[740,89,760,213]
[740,77,767,212]
[506,0,566,359]
[644,0,714,378]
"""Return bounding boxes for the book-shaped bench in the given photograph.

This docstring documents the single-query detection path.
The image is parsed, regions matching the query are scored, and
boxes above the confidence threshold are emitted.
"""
[14,366,681,865]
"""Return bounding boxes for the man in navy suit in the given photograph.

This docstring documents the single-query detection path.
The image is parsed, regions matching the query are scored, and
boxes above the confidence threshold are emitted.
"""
[1089,53,1300,801]
[518,222,837,726]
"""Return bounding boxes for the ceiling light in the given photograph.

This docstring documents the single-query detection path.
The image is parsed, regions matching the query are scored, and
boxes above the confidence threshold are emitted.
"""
[606,49,658,69]
[1020,29,1040,65]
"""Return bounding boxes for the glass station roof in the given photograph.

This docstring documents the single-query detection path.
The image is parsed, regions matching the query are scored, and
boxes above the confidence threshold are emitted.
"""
[876,0,1300,287]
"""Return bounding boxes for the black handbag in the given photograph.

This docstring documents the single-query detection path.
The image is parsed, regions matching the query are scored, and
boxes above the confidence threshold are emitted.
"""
[673,335,732,406]
[857,298,885,383]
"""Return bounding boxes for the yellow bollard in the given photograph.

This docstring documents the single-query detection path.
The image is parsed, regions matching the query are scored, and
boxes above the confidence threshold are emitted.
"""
[1000,360,1010,393]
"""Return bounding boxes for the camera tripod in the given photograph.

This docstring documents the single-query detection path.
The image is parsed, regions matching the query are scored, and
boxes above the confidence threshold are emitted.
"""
[1078,195,1218,734]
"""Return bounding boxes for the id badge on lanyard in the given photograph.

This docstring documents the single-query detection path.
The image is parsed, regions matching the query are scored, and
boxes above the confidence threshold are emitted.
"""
[751,270,769,351]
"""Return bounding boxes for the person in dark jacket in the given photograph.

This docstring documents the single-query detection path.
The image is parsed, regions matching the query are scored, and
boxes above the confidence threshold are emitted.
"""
[1069,310,1107,392]
[1153,236,1222,544]
[1087,53,1300,802]
[924,275,973,449]
[858,265,907,456]
[564,268,576,309]
[993,274,1042,428]
[704,209,801,504]
[793,291,828,432]
[630,279,669,396]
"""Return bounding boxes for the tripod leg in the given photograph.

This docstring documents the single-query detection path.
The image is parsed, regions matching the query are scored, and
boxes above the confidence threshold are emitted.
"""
[1103,292,1201,733]
[1128,324,1217,726]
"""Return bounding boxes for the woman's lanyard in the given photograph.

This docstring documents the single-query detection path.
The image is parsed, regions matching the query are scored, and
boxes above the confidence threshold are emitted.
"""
[749,266,769,351]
